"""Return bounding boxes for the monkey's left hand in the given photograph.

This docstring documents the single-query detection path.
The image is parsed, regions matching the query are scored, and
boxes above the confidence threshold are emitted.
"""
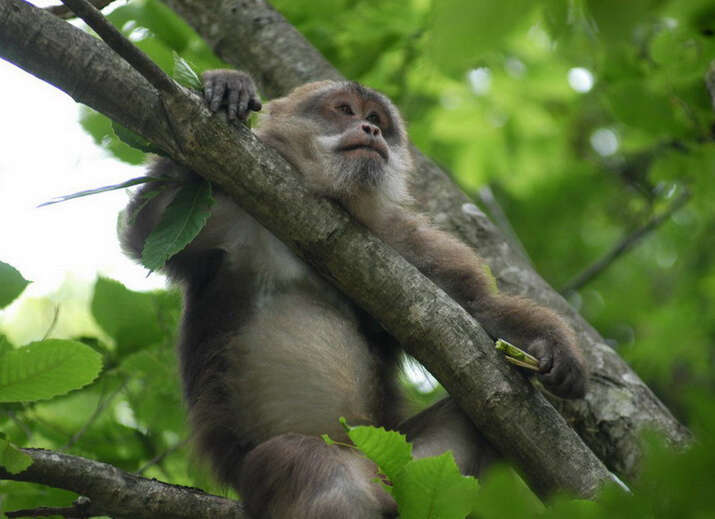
[478,298,587,399]
[202,69,262,122]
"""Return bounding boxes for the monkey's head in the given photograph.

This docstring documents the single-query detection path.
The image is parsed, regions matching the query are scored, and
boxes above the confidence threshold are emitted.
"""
[255,81,413,205]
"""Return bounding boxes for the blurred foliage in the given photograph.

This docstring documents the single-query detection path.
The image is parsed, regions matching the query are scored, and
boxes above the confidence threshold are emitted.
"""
[1,0,714,516]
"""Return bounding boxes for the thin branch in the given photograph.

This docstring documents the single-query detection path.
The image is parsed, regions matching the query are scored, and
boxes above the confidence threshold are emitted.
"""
[7,506,84,518]
[6,496,91,518]
[5,410,33,441]
[137,437,190,475]
[561,189,691,294]
[62,380,127,450]
[1,448,246,519]
[45,0,115,20]
[41,306,60,340]
[58,0,177,94]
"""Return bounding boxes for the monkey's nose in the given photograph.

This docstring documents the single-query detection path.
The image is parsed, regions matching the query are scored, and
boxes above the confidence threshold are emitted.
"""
[361,123,380,137]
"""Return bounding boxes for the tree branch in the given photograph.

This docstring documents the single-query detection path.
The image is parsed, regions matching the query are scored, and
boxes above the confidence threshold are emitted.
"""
[0,0,611,499]
[59,0,177,94]
[45,0,114,20]
[160,0,691,479]
[561,189,691,294]
[1,449,246,519]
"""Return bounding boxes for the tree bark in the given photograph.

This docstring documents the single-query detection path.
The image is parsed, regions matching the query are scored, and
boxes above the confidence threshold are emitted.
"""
[0,0,611,500]
[160,0,691,479]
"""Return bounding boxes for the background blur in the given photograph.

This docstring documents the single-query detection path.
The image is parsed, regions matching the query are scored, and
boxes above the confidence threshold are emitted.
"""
[1,0,713,515]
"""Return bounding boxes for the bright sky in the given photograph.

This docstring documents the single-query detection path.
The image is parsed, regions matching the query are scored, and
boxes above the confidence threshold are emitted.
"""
[0,58,165,296]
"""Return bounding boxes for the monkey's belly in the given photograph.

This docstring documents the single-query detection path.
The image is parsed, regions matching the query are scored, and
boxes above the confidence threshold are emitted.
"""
[223,291,384,443]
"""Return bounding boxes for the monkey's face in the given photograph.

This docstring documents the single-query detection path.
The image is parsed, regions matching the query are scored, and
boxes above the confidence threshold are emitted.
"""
[311,85,410,199]
[257,82,413,204]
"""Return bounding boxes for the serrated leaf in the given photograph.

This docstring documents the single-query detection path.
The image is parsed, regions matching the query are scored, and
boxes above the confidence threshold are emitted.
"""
[173,51,201,89]
[38,176,159,207]
[392,452,478,519]
[0,438,32,474]
[112,121,165,155]
[0,340,102,403]
[0,261,30,309]
[141,180,214,271]
[348,424,413,481]
[91,277,166,356]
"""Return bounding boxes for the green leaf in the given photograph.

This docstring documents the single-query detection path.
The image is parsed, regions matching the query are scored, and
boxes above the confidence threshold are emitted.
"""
[430,0,536,75]
[605,79,679,134]
[586,0,663,43]
[112,121,165,155]
[141,180,214,272]
[0,438,32,474]
[0,340,102,403]
[0,261,30,309]
[80,108,146,165]
[173,51,201,89]
[91,277,167,356]
[347,424,413,481]
[38,177,160,207]
[392,452,478,519]
[469,465,543,518]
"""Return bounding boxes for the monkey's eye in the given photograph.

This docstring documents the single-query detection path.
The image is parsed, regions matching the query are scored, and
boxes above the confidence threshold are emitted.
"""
[337,104,354,116]
[366,112,381,126]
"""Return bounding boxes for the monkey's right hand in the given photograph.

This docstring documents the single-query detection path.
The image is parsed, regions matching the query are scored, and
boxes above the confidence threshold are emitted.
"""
[202,69,262,122]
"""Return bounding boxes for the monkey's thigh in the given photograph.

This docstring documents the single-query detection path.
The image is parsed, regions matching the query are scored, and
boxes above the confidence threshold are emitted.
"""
[399,398,500,477]
[226,293,383,442]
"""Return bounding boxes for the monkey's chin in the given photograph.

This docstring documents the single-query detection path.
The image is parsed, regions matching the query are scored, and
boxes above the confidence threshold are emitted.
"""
[346,157,386,190]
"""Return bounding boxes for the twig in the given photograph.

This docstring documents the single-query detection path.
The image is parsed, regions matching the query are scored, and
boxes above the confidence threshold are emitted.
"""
[41,306,60,340]
[136,437,190,475]
[45,0,115,20]
[5,410,33,441]
[7,497,91,518]
[58,0,177,94]
[561,189,691,293]
[62,380,127,450]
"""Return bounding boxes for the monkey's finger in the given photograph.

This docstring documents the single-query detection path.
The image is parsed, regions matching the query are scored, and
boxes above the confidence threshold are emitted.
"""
[237,88,250,121]
[203,77,215,104]
[525,338,553,375]
[210,81,227,112]
[539,361,569,394]
[227,85,240,120]
[249,98,263,112]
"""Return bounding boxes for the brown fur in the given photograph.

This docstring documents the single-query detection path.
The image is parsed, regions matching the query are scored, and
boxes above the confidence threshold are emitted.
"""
[119,70,587,518]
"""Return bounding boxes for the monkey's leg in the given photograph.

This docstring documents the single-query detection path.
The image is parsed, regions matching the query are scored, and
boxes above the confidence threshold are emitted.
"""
[220,292,397,518]
[398,398,500,477]
[239,433,395,519]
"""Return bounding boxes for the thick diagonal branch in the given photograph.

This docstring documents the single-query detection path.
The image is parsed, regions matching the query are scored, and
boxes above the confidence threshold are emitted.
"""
[161,0,690,478]
[1,0,611,499]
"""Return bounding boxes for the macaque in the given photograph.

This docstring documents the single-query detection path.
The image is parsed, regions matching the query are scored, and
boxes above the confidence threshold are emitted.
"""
[120,69,587,518]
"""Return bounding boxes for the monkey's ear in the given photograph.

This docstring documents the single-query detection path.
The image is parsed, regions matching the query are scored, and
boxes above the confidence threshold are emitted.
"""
[201,69,262,123]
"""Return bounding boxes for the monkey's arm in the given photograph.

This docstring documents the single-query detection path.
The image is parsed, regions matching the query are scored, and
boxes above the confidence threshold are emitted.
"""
[372,208,587,399]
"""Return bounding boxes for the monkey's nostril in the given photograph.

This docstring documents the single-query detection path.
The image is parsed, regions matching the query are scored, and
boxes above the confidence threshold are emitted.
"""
[361,124,372,135]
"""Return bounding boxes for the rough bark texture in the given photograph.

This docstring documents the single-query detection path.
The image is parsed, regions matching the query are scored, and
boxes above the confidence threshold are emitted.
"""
[0,449,246,519]
[160,0,691,479]
[0,0,612,500]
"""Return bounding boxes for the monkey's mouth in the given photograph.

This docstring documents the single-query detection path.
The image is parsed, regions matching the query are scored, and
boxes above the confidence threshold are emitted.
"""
[338,144,388,161]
